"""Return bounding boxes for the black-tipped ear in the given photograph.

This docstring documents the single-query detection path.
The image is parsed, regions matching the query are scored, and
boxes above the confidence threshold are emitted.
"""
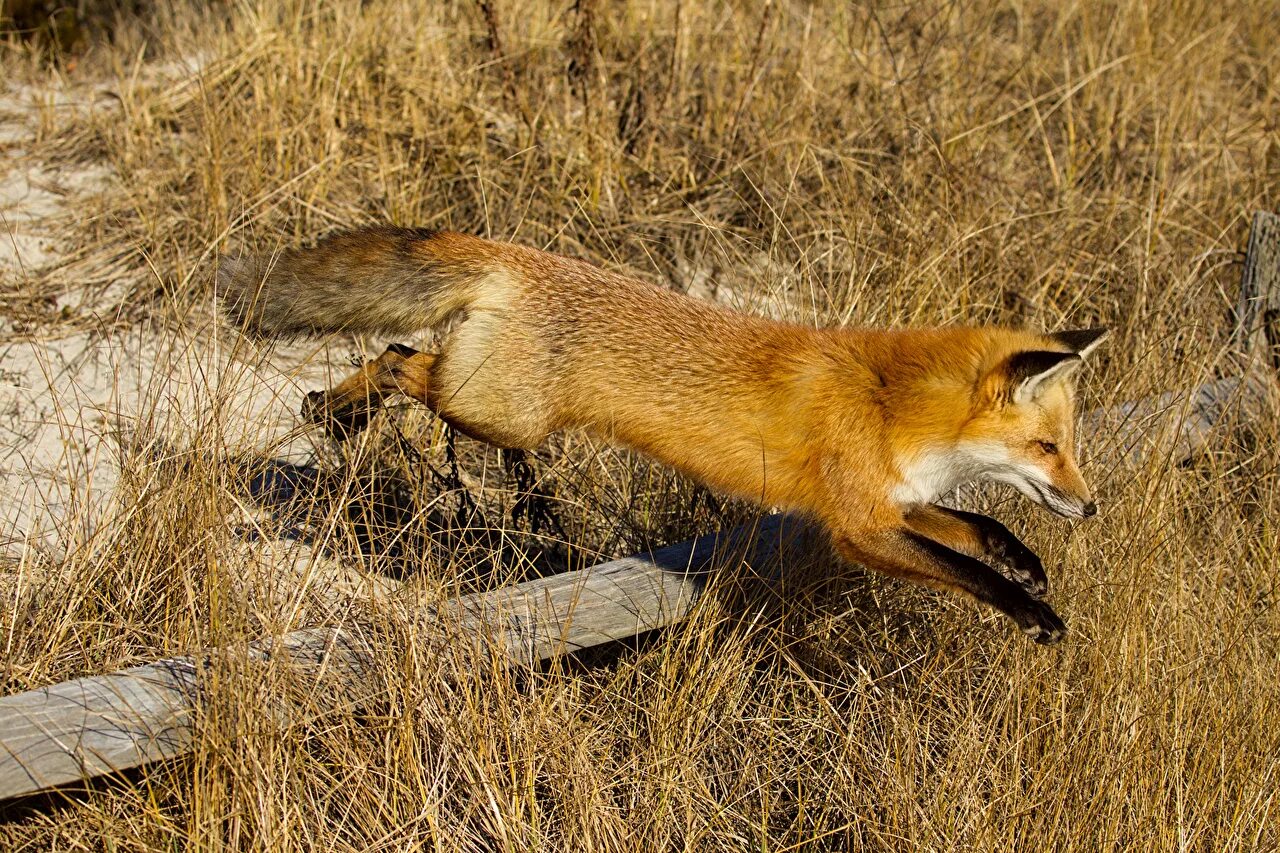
[1003,350,1082,404]
[1050,327,1109,358]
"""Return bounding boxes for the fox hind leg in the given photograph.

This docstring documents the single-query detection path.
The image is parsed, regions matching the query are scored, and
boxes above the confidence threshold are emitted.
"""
[304,341,548,450]
[303,343,437,439]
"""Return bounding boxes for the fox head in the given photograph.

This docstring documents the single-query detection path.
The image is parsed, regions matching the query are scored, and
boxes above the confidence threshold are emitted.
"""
[960,328,1109,519]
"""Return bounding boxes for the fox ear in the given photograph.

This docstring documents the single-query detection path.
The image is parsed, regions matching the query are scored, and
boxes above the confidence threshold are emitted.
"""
[997,350,1082,405]
[1050,327,1109,359]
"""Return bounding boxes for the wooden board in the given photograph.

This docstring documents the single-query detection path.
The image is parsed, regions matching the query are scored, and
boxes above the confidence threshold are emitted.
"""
[448,514,805,665]
[0,518,803,800]
[0,660,199,801]
[1086,375,1272,470]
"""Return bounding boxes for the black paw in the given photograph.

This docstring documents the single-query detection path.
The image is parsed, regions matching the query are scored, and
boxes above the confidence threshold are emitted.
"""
[997,543,1049,597]
[1010,553,1048,597]
[1017,599,1067,645]
[300,390,327,423]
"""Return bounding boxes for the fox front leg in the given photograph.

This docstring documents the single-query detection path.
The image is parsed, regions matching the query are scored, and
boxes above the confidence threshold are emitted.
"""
[904,505,1048,596]
[834,527,1066,644]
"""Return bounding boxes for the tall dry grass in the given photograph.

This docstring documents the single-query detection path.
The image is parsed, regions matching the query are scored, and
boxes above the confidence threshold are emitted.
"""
[2,0,1279,849]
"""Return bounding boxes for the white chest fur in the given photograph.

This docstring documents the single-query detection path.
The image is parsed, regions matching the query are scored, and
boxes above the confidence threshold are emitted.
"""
[891,446,989,505]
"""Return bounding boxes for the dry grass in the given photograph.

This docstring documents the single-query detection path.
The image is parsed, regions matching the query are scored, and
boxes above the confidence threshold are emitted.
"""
[2,0,1279,849]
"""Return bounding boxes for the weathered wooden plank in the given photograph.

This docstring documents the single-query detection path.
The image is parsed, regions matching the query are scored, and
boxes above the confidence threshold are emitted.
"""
[1086,374,1273,470]
[0,519,799,800]
[448,514,803,665]
[0,661,198,800]
[0,627,380,801]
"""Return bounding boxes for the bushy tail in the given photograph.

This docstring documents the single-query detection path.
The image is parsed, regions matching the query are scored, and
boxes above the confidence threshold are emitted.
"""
[218,226,476,338]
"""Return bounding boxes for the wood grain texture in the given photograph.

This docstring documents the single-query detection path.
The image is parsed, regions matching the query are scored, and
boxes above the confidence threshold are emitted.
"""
[1236,210,1280,363]
[1086,375,1273,469]
[0,660,199,801]
[448,514,804,665]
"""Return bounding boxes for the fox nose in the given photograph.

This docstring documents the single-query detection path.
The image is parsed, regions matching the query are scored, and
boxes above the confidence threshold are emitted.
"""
[1082,501,1097,518]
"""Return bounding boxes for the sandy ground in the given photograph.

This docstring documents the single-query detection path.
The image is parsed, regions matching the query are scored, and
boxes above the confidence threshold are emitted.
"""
[0,73,342,566]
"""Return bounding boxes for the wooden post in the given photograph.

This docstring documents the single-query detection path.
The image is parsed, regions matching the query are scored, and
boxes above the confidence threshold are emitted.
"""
[1,213,1277,802]
[1235,211,1280,366]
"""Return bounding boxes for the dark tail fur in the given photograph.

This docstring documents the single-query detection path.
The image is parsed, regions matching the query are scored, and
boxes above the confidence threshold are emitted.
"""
[218,226,467,338]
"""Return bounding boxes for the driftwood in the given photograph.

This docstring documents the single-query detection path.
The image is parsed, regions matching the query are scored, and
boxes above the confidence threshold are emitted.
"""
[1,213,1277,802]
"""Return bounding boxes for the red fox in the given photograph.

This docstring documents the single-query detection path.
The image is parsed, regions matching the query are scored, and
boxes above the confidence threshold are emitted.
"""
[220,227,1107,644]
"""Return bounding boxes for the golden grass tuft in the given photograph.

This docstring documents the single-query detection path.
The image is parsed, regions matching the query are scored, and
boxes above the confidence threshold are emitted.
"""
[1,0,1278,848]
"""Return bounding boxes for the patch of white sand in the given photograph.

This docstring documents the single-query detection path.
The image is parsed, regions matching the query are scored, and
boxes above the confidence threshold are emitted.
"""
[0,323,338,561]
[0,73,344,568]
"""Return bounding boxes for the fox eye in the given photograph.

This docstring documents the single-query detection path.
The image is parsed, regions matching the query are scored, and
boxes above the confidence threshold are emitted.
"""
[1038,441,1059,455]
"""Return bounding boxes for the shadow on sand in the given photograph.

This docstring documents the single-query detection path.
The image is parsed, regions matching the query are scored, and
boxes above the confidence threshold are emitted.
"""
[229,448,574,584]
